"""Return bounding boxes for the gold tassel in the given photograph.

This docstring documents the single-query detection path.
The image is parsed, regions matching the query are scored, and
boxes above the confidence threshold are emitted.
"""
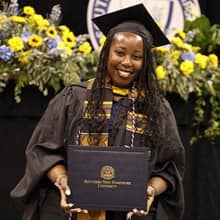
[77,210,106,220]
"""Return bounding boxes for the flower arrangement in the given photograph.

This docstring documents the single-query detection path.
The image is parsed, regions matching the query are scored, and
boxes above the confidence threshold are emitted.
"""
[0,0,99,102]
[1,0,220,143]
[154,17,220,143]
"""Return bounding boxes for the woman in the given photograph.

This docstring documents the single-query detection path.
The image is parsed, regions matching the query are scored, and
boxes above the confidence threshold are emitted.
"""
[11,4,185,220]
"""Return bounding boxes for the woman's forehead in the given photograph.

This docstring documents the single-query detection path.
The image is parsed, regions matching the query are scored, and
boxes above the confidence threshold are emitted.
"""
[113,32,143,41]
[111,32,144,52]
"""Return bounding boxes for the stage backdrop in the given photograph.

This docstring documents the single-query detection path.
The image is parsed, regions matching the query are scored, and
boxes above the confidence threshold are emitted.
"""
[1,0,220,219]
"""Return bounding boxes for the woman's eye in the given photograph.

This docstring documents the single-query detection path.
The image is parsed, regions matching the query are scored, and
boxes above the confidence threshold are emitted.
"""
[115,51,124,56]
[133,55,142,60]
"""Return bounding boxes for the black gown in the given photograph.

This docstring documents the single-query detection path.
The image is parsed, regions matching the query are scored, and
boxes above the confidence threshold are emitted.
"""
[11,82,185,220]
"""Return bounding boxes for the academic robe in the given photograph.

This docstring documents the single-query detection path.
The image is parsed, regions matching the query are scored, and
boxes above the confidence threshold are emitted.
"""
[10,82,185,220]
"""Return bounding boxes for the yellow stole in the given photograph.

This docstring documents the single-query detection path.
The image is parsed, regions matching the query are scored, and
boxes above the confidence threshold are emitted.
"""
[77,211,105,220]
[77,136,107,220]
[77,80,110,220]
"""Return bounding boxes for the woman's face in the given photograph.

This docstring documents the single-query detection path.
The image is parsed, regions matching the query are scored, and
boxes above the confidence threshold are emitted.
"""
[105,32,144,88]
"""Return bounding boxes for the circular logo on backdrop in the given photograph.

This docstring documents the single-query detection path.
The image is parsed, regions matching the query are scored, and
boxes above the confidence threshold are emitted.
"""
[87,0,201,49]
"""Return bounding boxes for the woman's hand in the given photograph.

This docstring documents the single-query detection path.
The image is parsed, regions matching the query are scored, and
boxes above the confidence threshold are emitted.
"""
[126,177,169,219]
[47,164,88,215]
[126,184,156,219]
[146,184,156,213]
[54,174,88,215]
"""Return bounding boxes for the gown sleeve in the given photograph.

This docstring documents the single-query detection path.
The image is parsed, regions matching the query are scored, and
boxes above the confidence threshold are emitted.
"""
[10,86,75,203]
[151,98,185,220]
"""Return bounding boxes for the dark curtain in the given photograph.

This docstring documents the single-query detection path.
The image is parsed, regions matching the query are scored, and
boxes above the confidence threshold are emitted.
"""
[1,0,220,219]
[167,94,220,220]
[0,84,55,220]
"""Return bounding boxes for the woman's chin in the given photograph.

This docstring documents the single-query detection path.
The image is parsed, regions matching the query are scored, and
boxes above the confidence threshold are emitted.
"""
[113,80,133,88]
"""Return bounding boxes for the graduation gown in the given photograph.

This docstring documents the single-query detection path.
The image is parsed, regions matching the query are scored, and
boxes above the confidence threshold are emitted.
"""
[10,82,185,220]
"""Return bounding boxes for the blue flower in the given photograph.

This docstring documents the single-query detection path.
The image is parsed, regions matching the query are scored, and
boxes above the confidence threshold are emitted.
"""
[181,51,195,61]
[186,31,195,42]
[47,36,61,50]
[8,0,19,15]
[0,45,14,61]
[21,32,33,42]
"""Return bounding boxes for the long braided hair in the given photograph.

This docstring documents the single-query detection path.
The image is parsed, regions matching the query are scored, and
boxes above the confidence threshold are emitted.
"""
[82,21,164,147]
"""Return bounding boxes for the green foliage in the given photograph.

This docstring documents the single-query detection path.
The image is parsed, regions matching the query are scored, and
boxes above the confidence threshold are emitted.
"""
[154,17,220,143]
[0,1,98,102]
[184,15,220,54]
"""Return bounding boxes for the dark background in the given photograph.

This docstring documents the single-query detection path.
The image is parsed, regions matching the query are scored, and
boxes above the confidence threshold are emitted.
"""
[1,0,220,219]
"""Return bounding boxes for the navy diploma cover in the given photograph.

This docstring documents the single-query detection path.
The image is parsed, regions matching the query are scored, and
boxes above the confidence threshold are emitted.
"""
[67,145,148,211]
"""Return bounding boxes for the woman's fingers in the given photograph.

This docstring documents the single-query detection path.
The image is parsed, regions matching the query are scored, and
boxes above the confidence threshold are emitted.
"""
[134,208,148,216]
[139,209,148,215]
[127,208,148,219]
[58,176,71,196]
[126,211,134,220]
[56,178,88,214]
[69,208,88,214]
[59,185,71,210]
[146,185,156,213]
[55,176,73,211]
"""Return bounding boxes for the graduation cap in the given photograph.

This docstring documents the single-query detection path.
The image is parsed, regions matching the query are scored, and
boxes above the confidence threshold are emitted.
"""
[92,3,170,47]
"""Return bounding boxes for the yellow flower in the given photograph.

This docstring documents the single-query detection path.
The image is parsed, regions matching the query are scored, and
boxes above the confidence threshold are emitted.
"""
[170,50,181,65]
[208,54,218,68]
[155,65,167,80]
[176,29,186,39]
[23,6,35,15]
[29,14,49,30]
[99,35,106,45]
[57,42,73,56]
[58,25,70,33]
[11,16,26,23]
[99,35,106,51]
[154,46,168,53]
[28,34,43,47]
[78,41,92,54]
[17,51,32,64]
[8,37,24,51]
[170,37,184,48]
[180,60,194,75]
[45,26,58,39]
[64,47,73,56]
[195,53,208,69]
[62,31,76,48]
[181,43,192,51]
[41,19,49,30]
[0,15,8,23]
[192,46,200,53]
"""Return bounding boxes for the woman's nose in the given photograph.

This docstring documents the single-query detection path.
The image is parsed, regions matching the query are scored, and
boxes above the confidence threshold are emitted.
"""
[122,55,132,66]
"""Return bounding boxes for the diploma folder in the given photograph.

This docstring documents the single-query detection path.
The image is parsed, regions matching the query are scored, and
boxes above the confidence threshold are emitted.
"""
[67,145,148,211]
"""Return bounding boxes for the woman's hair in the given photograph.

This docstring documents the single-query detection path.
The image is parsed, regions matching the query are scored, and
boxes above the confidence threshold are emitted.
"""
[82,22,164,147]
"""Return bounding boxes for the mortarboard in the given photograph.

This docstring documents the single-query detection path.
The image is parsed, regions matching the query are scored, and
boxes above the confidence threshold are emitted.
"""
[92,3,170,47]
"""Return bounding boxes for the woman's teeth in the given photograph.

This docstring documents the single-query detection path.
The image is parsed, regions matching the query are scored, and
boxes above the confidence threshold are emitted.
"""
[119,70,130,78]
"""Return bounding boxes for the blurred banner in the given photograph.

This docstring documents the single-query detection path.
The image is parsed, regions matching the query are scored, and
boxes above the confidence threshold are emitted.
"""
[87,0,201,49]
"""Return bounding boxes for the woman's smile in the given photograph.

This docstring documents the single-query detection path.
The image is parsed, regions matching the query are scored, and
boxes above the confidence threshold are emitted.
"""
[117,69,133,78]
